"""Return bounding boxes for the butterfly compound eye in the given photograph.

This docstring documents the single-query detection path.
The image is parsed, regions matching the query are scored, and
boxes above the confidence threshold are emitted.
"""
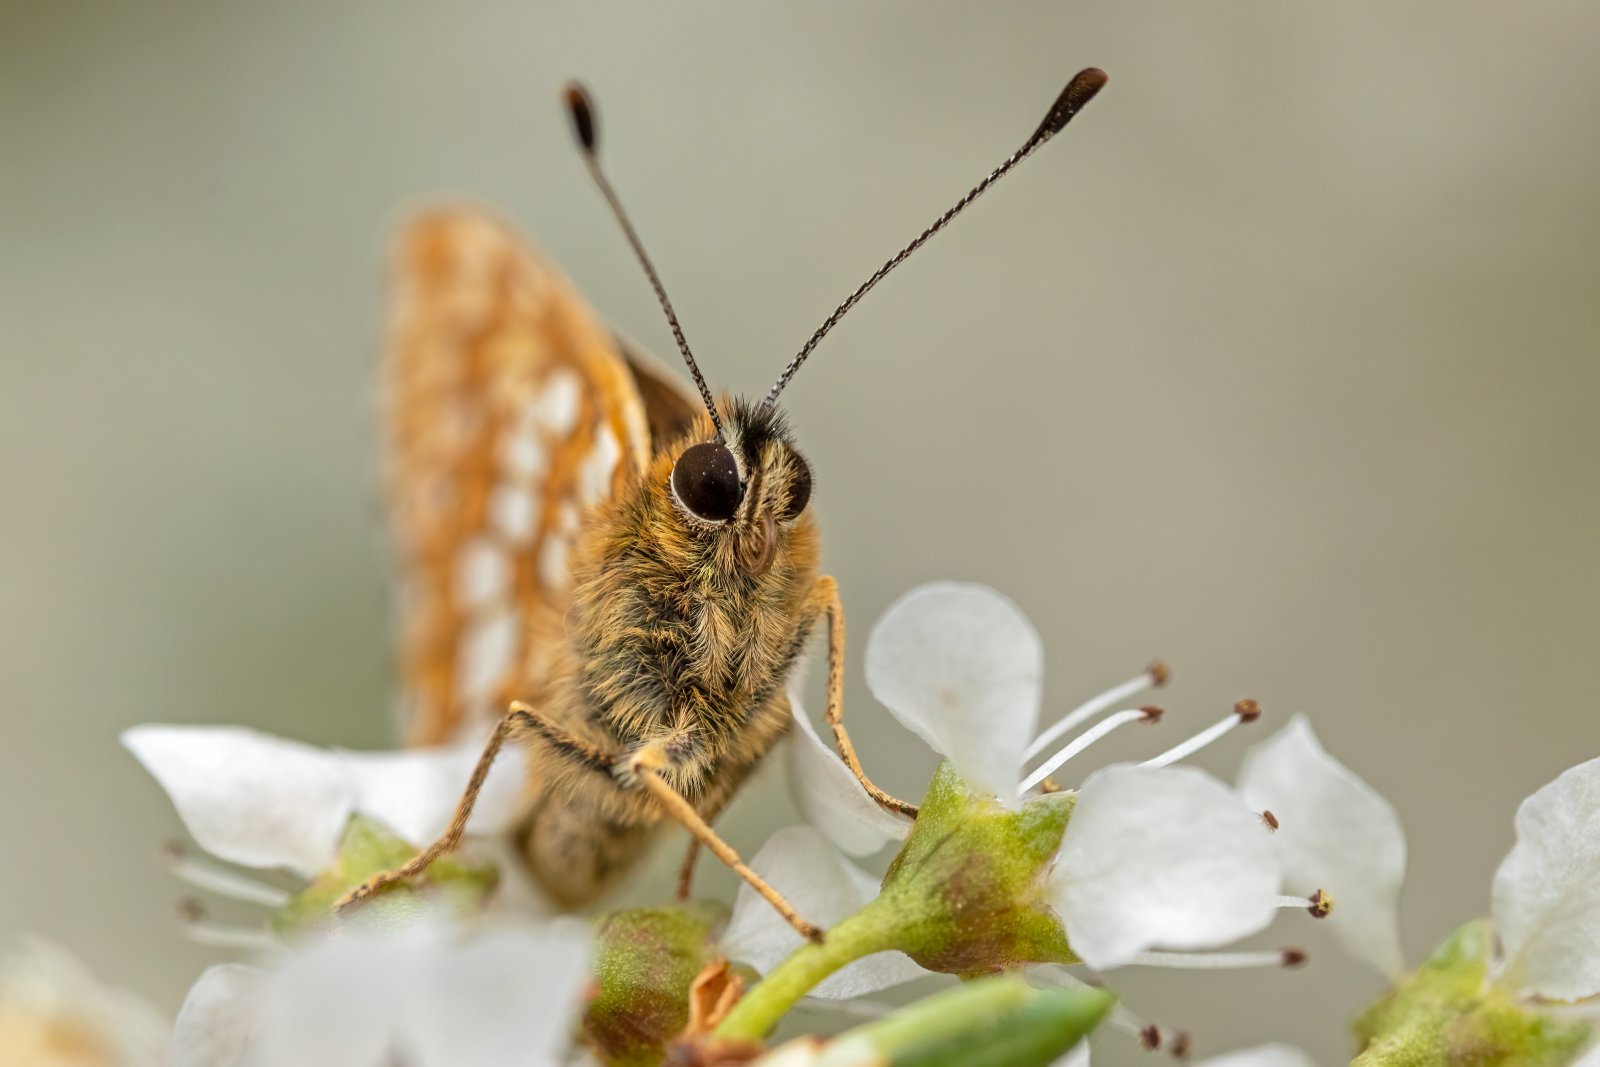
[782,457,812,520]
[672,442,743,522]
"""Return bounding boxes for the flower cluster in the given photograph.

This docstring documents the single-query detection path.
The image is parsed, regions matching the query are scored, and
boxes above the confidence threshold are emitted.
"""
[771,583,1309,980]
[77,581,1600,1067]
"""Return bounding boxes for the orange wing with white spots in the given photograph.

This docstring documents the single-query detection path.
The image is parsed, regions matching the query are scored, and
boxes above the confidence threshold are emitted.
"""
[386,208,654,745]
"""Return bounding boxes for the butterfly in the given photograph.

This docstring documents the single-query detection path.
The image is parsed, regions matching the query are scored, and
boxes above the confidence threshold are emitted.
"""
[341,69,1108,938]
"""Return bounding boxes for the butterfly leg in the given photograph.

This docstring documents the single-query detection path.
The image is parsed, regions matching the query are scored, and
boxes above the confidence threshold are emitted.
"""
[335,701,613,913]
[675,838,701,901]
[809,576,920,819]
[627,744,823,942]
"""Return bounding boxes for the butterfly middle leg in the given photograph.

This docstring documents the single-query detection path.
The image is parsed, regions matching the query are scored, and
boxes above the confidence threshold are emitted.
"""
[808,575,920,819]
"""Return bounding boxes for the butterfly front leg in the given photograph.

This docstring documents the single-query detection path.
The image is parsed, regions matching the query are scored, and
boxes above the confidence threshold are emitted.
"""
[806,575,920,819]
[335,701,616,914]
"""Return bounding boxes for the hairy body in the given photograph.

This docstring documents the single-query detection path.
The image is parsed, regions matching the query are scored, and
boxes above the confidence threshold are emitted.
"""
[516,402,821,903]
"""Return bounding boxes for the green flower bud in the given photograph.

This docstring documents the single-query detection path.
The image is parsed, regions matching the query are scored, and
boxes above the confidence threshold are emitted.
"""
[583,903,731,1067]
[716,763,1076,1042]
[1353,921,1591,1067]
[272,815,499,937]
[877,762,1076,975]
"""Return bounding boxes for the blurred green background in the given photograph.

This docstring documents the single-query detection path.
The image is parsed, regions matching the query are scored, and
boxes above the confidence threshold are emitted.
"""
[3,2,1598,1062]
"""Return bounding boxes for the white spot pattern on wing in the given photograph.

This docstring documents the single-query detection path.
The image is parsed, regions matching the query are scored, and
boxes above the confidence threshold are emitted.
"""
[579,423,622,508]
[455,537,509,609]
[489,485,539,544]
[456,609,519,704]
[531,369,581,437]
[538,535,569,592]
[498,424,545,479]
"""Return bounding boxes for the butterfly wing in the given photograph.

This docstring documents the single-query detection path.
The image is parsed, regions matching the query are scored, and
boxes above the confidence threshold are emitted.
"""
[613,334,703,447]
[386,208,658,745]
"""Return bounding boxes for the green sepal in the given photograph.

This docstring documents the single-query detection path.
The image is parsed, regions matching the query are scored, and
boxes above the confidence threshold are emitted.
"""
[716,762,1078,1042]
[1353,920,1591,1067]
[759,976,1112,1067]
[583,902,730,1067]
[271,814,499,938]
[878,762,1077,974]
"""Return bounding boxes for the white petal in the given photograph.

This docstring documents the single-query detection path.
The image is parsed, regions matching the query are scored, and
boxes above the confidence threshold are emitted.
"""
[1491,755,1600,1000]
[721,826,927,999]
[251,930,412,1067]
[1237,716,1407,978]
[337,733,526,846]
[473,836,563,918]
[249,918,590,1067]
[1569,1041,1600,1067]
[864,583,1042,805]
[123,725,354,875]
[0,938,167,1066]
[1053,763,1281,970]
[786,687,911,857]
[1198,1045,1320,1067]
[404,921,592,1067]
[170,964,264,1067]
[1049,1043,1092,1067]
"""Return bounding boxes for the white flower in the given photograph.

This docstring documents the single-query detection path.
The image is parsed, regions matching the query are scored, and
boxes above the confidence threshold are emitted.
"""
[863,582,1043,806]
[1237,716,1407,978]
[1491,755,1600,1002]
[1051,762,1279,968]
[0,939,167,1067]
[787,697,911,857]
[778,582,1291,973]
[169,916,591,1067]
[720,827,926,1000]
[122,724,525,877]
[1241,720,1600,1005]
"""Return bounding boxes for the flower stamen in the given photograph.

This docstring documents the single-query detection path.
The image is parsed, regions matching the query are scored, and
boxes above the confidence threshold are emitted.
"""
[175,899,277,951]
[1025,662,1169,760]
[1021,707,1162,792]
[1274,891,1334,919]
[1135,1021,1193,1058]
[1036,965,1187,1055]
[1126,947,1305,970]
[162,841,291,908]
[1141,700,1262,769]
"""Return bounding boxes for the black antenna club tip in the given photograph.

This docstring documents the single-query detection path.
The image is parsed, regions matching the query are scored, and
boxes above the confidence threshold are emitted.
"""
[563,81,598,152]
[1033,67,1109,142]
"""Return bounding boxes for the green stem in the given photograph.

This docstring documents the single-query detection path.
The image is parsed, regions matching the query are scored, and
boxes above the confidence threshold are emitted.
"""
[716,896,902,1041]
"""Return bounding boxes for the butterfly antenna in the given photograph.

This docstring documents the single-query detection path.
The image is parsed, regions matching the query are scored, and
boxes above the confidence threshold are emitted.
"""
[763,68,1109,410]
[564,82,725,441]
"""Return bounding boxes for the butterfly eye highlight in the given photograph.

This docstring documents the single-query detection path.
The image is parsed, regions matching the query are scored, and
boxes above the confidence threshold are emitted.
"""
[672,441,743,522]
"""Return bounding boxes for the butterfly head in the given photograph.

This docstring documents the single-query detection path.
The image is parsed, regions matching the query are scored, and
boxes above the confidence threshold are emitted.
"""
[669,399,813,570]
